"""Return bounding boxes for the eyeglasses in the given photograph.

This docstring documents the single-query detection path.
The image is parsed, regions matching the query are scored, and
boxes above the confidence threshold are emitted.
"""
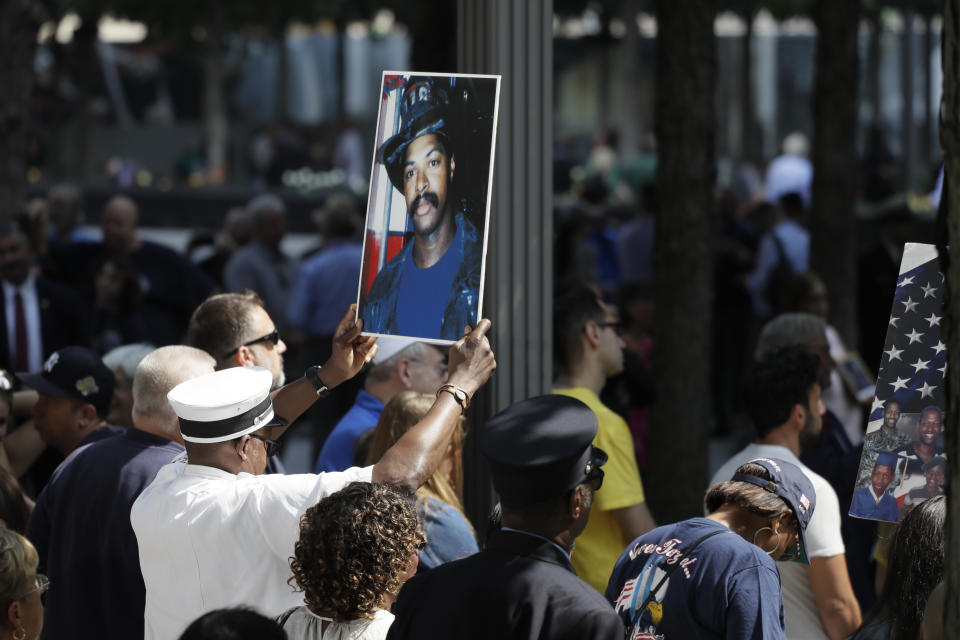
[599,321,623,336]
[410,358,448,378]
[222,329,281,359]
[17,574,49,600]
[584,446,608,491]
[249,433,282,457]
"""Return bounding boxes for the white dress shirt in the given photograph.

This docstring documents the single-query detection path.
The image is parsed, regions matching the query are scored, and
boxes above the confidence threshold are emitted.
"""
[3,274,43,371]
[131,461,373,640]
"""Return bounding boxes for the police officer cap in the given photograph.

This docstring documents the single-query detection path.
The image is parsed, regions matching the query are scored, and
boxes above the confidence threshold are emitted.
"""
[480,395,599,507]
[168,367,282,443]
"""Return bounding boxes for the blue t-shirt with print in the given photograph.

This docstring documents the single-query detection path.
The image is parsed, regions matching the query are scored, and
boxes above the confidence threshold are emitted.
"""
[605,518,785,640]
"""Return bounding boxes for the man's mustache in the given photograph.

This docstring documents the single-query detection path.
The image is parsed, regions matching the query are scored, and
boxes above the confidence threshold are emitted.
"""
[411,192,440,211]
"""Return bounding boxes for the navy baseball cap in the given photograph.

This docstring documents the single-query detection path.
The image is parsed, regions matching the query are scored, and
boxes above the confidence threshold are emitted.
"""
[732,457,817,564]
[480,395,603,507]
[18,347,115,417]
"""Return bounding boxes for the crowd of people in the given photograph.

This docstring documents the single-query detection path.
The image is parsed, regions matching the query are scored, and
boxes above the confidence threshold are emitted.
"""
[0,135,948,639]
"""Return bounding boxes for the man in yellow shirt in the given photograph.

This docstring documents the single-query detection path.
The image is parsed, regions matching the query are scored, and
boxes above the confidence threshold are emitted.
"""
[553,284,656,592]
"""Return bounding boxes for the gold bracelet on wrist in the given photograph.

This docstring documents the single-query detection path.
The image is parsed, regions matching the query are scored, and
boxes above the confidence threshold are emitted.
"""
[436,384,470,413]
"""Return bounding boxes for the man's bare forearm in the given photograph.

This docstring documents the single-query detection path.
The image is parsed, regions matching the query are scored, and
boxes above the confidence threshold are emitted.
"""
[807,554,862,640]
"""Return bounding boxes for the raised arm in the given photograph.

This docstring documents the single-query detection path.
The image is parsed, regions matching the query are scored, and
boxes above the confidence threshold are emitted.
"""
[373,320,496,492]
[268,304,378,437]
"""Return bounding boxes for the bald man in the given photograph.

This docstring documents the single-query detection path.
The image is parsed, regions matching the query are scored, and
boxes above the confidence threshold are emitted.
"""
[26,346,217,640]
[51,195,215,345]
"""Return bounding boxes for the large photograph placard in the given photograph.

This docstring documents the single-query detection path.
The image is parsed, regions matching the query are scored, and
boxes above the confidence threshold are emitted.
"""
[849,243,946,523]
[356,72,500,345]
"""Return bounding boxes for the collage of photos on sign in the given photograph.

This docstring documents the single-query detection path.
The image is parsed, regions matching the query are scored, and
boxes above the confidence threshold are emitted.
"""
[356,72,501,345]
[850,243,946,523]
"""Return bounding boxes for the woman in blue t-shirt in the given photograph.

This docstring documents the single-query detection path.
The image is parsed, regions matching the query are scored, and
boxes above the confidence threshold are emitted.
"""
[606,458,817,640]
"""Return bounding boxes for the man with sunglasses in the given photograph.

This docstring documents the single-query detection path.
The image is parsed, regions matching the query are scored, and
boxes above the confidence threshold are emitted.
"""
[388,395,624,639]
[132,319,496,640]
[552,284,656,593]
[710,347,861,640]
[187,291,288,391]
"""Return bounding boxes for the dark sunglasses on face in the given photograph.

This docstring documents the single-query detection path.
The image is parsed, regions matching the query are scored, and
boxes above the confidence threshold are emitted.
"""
[249,433,282,457]
[222,329,281,359]
[779,540,802,562]
[778,519,803,562]
[584,446,608,491]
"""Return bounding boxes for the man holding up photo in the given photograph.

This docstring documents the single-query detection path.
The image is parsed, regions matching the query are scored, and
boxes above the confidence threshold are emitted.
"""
[361,76,482,341]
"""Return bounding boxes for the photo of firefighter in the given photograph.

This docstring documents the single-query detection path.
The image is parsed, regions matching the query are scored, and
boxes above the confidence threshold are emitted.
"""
[357,73,500,344]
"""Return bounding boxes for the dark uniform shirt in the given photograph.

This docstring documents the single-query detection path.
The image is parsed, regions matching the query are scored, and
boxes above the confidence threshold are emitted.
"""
[387,529,623,640]
[26,428,184,640]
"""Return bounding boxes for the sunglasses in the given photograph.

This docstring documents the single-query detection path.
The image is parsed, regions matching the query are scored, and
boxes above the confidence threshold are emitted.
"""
[249,433,282,457]
[584,446,608,491]
[222,329,281,359]
[778,519,803,562]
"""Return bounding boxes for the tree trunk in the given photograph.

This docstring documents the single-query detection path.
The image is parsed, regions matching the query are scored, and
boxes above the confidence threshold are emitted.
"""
[71,21,98,182]
[202,20,228,183]
[0,0,42,218]
[902,10,916,190]
[937,0,960,632]
[617,0,643,160]
[809,0,859,347]
[866,12,882,124]
[275,29,289,122]
[740,10,755,161]
[412,0,456,73]
[647,0,716,523]
[923,13,934,174]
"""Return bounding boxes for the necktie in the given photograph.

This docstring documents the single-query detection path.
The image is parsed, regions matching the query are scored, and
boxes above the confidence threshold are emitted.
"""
[14,292,28,372]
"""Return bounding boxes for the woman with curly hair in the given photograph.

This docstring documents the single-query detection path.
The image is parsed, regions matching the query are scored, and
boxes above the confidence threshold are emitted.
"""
[366,391,478,569]
[848,495,945,640]
[277,482,424,639]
